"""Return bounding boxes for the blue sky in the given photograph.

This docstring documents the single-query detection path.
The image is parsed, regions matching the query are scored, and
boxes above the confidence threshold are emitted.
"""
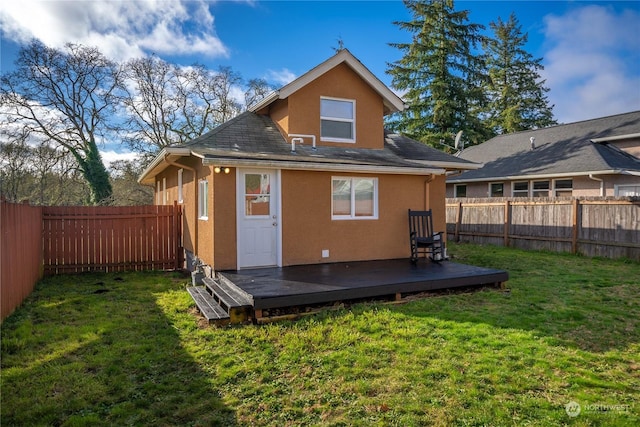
[1,1,639,161]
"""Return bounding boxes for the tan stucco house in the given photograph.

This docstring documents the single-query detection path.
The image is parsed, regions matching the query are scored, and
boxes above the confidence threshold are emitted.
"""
[446,111,640,198]
[139,49,478,272]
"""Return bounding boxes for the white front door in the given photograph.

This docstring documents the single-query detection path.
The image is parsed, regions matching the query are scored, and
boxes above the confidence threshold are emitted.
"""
[237,169,279,268]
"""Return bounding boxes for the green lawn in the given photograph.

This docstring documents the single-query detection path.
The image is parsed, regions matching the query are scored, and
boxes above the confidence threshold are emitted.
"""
[2,244,639,426]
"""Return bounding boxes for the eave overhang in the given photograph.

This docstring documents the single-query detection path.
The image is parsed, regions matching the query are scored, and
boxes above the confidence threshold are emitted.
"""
[446,169,637,184]
[138,147,192,185]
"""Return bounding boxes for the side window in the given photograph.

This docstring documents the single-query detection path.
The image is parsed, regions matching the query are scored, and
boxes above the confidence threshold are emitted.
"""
[198,180,208,219]
[454,184,467,198]
[532,180,550,197]
[178,169,184,203]
[321,97,355,143]
[554,179,573,197]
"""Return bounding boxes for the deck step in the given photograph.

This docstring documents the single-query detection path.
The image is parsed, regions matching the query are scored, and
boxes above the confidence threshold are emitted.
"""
[203,277,253,323]
[186,286,230,325]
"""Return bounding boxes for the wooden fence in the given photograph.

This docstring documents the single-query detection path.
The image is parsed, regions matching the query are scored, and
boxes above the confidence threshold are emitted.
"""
[1,201,183,320]
[446,197,640,261]
[42,204,183,275]
[1,201,44,321]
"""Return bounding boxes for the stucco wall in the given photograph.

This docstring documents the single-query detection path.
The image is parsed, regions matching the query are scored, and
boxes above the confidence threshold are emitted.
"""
[269,63,385,150]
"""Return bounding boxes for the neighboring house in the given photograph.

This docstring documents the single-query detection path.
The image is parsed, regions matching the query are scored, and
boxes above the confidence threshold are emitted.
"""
[139,49,478,271]
[446,111,640,198]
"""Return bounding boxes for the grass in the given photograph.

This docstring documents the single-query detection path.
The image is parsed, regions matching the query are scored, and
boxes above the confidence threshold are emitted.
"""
[1,244,639,426]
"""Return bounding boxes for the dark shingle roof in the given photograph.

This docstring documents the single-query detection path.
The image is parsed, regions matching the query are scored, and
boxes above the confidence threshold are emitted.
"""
[179,111,476,171]
[449,111,640,182]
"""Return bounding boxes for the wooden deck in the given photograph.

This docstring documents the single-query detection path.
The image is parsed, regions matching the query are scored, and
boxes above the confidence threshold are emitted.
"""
[219,259,508,313]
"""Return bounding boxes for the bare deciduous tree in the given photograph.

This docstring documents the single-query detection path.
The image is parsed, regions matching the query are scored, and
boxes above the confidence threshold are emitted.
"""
[0,40,123,204]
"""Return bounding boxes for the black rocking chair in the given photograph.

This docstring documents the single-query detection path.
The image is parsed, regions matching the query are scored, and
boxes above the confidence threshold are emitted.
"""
[408,209,447,264]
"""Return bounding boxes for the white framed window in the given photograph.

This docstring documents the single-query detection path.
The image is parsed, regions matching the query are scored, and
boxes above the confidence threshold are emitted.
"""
[489,182,504,197]
[513,181,529,197]
[332,177,377,220]
[162,177,167,204]
[198,179,208,219]
[553,179,573,197]
[532,180,550,197]
[321,97,355,143]
[156,180,161,205]
[454,184,467,198]
[177,169,184,203]
[615,184,640,196]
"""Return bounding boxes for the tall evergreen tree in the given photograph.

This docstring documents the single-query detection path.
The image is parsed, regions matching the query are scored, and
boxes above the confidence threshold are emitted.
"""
[484,13,556,134]
[387,0,490,149]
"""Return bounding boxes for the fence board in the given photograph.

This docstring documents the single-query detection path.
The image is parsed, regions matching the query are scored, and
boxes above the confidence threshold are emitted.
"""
[447,197,640,261]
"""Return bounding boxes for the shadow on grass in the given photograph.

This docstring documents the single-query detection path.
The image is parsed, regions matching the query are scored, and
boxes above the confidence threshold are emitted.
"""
[1,272,236,426]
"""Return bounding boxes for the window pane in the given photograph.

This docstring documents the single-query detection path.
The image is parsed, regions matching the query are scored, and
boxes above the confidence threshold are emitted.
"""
[354,179,374,216]
[533,181,550,190]
[321,119,353,140]
[321,99,353,119]
[555,179,572,189]
[244,174,270,216]
[490,183,504,197]
[514,182,528,191]
[332,179,351,216]
[455,185,467,197]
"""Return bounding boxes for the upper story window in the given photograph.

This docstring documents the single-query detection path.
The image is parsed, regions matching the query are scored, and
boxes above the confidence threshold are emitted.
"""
[321,97,355,143]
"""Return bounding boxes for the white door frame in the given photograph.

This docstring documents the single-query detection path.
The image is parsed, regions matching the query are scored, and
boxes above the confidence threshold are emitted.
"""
[236,168,282,269]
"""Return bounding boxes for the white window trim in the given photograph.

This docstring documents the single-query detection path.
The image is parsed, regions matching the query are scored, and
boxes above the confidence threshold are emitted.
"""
[489,182,504,197]
[454,184,467,198]
[512,181,530,197]
[177,169,184,204]
[331,177,378,220]
[320,96,356,143]
[553,178,573,197]
[198,179,208,220]
[162,177,167,204]
[615,184,640,196]
[156,180,161,205]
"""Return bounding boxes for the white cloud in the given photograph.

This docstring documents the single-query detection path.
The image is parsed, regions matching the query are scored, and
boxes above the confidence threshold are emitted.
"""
[0,0,229,62]
[101,150,139,169]
[265,68,297,87]
[541,5,640,123]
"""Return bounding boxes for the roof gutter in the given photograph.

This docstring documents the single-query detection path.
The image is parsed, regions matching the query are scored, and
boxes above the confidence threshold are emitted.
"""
[202,157,445,176]
[591,133,640,143]
[447,170,624,183]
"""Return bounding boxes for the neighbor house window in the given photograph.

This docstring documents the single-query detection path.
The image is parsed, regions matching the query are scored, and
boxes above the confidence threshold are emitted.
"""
[532,180,550,197]
[332,177,377,219]
[490,183,504,197]
[615,184,640,196]
[454,184,467,198]
[321,97,355,143]
[553,179,573,197]
[177,169,184,203]
[513,181,529,197]
[198,180,208,219]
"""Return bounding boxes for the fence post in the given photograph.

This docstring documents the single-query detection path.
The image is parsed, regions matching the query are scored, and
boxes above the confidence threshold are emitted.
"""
[503,200,511,247]
[572,199,580,254]
[455,201,462,242]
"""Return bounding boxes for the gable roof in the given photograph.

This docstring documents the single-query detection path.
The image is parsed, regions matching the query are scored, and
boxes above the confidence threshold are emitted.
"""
[248,49,405,114]
[139,112,478,184]
[448,111,640,183]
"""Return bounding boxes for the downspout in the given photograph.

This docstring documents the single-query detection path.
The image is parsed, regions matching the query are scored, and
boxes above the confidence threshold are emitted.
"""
[424,175,435,210]
[165,155,199,255]
[588,174,604,197]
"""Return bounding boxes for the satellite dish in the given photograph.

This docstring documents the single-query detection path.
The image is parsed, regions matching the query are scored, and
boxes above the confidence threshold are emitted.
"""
[454,130,463,150]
